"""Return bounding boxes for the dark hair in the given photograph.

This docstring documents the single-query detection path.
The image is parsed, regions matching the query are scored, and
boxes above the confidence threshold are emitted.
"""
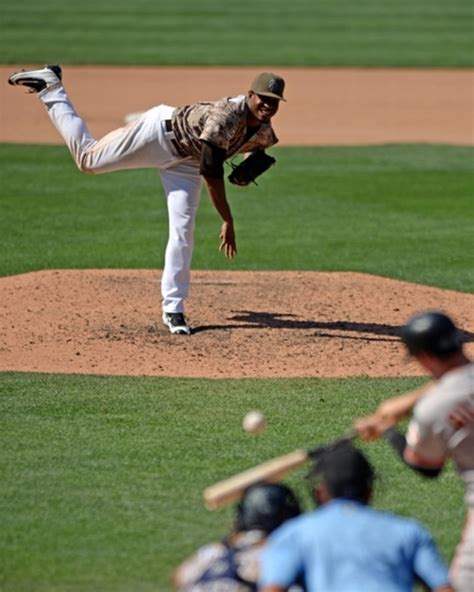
[309,441,374,502]
[236,482,301,533]
[401,311,462,357]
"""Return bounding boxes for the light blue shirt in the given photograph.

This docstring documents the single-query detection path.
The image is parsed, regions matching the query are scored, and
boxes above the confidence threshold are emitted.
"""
[260,499,450,592]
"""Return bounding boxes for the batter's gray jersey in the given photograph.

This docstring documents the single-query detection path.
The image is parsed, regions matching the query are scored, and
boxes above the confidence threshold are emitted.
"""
[406,363,474,508]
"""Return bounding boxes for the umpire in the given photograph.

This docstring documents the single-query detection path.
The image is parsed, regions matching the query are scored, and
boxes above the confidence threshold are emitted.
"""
[260,441,452,592]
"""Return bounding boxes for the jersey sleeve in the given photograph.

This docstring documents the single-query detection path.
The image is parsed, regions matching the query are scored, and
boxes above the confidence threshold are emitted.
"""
[199,141,226,178]
[405,412,448,469]
[411,522,450,589]
[259,523,304,588]
[199,104,242,151]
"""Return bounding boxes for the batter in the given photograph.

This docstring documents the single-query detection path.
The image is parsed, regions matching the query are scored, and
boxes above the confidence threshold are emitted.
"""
[355,310,474,592]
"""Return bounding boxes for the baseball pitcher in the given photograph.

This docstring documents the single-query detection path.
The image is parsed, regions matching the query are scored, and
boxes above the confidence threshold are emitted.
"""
[8,66,285,335]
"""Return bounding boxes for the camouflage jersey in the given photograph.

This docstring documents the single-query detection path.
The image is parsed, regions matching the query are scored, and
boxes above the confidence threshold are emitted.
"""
[170,95,278,160]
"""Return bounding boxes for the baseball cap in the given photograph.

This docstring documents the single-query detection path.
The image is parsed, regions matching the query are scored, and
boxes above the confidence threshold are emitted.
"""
[250,72,286,101]
[308,441,374,501]
[401,311,462,357]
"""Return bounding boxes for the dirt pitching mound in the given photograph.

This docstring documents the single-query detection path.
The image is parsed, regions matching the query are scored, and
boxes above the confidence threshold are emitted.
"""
[1,269,473,378]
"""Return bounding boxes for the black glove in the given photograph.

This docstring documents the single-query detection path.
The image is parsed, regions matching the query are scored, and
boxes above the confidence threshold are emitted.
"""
[228,151,276,186]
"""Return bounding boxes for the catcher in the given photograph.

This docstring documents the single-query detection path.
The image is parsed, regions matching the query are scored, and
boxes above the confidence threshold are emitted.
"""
[172,482,302,591]
[8,66,284,335]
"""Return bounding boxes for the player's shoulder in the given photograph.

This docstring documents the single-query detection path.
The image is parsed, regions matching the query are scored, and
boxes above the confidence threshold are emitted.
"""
[208,95,245,110]
[440,362,474,385]
[369,506,432,539]
[199,95,247,124]
[173,540,226,589]
[182,540,227,568]
[417,363,474,416]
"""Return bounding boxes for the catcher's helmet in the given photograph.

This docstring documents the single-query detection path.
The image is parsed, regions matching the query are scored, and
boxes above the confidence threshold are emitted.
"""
[401,311,462,356]
[236,483,301,533]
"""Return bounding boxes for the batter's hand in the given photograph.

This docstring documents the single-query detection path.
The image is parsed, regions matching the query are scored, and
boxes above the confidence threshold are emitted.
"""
[219,221,237,258]
[355,386,431,441]
[354,414,396,441]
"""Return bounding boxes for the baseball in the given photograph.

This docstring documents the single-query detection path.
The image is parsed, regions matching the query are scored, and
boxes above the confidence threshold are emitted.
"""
[242,410,266,434]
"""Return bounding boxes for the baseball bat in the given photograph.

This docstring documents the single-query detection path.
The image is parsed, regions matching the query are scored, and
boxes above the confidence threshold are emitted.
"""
[203,430,356,510]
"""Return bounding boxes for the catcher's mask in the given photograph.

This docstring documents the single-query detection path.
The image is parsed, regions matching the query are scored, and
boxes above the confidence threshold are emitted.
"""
[401,311,462,357]
[236,482,301,533]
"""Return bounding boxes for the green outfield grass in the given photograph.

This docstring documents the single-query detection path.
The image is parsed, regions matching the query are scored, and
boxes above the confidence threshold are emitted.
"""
[1,0,473,67]
[0,372,466,592]
[1,143,473,291]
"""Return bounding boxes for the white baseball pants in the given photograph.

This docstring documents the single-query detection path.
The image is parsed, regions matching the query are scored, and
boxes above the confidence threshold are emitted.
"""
[39,85,203,314]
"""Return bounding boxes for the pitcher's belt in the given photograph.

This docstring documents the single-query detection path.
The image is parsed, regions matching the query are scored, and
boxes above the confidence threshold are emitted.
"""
[164,119,183,156]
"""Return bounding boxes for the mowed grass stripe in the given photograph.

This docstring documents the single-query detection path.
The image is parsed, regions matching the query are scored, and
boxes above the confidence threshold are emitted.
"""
[1,0,473,66]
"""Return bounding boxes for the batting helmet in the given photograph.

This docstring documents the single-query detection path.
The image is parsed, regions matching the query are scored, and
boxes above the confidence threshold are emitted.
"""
[236,483,301,533]
[401,311,462,356]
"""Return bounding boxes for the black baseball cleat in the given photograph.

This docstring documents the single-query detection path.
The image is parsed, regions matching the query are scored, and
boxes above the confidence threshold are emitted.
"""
[8,64,62,93]
[162,312,192,335]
